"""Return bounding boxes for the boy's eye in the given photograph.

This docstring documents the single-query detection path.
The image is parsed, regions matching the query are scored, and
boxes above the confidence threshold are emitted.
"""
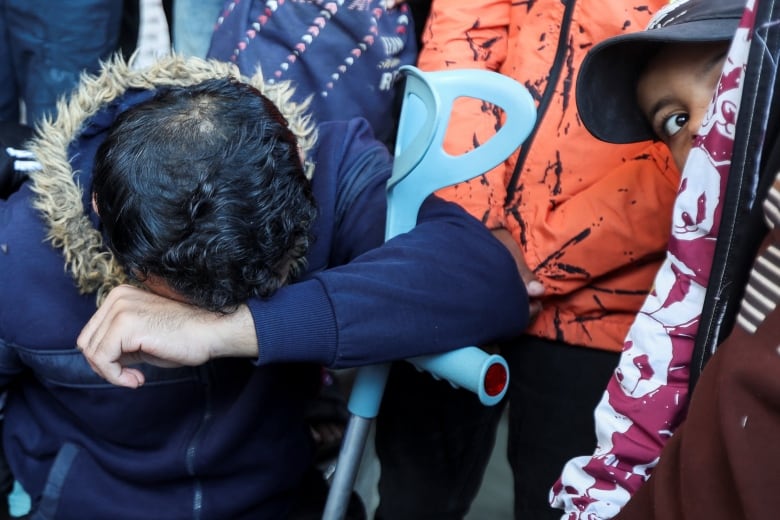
[661,112,689,138]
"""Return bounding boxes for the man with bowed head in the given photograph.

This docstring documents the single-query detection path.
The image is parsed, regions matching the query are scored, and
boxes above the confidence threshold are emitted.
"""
[0,54,531,519]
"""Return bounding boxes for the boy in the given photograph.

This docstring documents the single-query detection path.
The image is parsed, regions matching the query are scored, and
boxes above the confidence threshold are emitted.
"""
[551,0,757,517]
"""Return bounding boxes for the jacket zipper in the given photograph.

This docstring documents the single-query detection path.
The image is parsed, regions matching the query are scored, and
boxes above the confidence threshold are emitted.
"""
[186,365,213,520]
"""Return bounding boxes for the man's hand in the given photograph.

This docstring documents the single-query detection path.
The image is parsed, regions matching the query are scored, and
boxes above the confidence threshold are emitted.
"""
[77,285,258,388]
[492,228,544,318]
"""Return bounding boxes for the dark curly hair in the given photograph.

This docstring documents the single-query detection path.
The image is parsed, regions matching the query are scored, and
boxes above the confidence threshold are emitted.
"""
[92,77,317,312]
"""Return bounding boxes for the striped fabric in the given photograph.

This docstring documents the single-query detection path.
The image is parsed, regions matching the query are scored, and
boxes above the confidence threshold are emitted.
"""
[6,146,41,172]
[736,172,780,333]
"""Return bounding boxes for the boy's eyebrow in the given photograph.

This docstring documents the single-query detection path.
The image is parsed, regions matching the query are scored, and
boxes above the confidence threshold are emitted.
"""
[646,48,730,124]
[646,95,676,126]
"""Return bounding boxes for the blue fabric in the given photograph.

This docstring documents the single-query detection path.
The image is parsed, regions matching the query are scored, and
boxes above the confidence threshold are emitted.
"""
[207,0,418,146]
[0,0,123,124]
[0,90,527,518]
[172,0,224,58]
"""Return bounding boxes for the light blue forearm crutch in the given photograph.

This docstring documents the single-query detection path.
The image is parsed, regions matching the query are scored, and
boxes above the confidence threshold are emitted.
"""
[322,65,536,520]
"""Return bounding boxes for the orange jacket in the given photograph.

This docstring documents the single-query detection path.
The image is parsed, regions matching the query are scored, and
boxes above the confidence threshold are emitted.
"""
[417,0,680,351]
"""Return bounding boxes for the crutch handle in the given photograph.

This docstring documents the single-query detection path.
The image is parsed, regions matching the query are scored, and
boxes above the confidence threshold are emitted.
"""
[345,347,509,419]
[407,346,509,406]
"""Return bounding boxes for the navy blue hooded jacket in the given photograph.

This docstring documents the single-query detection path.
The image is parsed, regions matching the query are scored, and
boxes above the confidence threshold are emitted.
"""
[0,56,527,519]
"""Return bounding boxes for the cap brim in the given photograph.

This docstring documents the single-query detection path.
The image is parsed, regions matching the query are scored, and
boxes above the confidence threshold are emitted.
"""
[577,18,740,144]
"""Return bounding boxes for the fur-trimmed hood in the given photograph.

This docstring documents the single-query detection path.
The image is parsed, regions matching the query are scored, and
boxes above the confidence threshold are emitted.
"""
[26,54,318,306]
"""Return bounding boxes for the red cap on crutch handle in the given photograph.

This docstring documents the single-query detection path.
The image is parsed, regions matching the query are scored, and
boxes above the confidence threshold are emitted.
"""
[407,346,509,406]
[484,361,508,398]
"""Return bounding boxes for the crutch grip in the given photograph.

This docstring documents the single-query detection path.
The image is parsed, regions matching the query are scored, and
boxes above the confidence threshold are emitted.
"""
[407,346,509,406]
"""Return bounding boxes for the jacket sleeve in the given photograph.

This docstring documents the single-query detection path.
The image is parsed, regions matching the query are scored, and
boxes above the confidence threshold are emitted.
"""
[549,300,695,519]
[415,0,512,229]
[249,120,529,368]
[548,150,721,520]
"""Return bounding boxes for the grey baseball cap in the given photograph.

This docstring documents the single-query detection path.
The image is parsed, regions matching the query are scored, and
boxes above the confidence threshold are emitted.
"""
[576,0,745,144]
